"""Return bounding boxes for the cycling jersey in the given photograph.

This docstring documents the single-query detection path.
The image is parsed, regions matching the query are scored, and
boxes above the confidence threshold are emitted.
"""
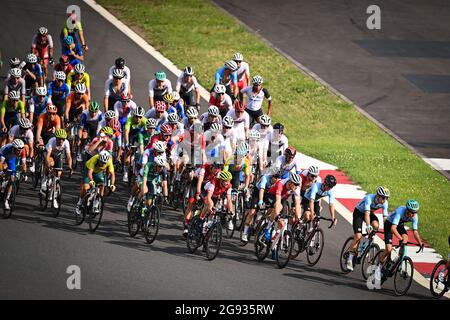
[8,125,34,144]
[214,67,238,86]
[355,194,389,217]
[113,100,137,126]
[176,74,199,93]
[304,182,335,204]
[66,92,89,117]
[167,101,185,119]
[61,43,83,66]
[268,178,301,200]
[32,34,53,59]
[80,110,105,134]
[36,113,61,134]
[266,133,288,158]
[125,116,147,132]
[62,20,83,34]
[209,92,233,112]
[66,71,91,90]
[0,143,26,172]
[236,62,250,82]
[181,117,201,131]
[29,96,52,117]
[54,63,74,76]
[23,63,43,80]
[148,79,172,99]
[386,206,419,230]
[85,137,113,157]
[104,78,129,100]
[4,77,26,97]
[1,100,25,116]
[204,177,232,198]
[252,123,273,140]
[226,109,249,141]
[108,65,131,81]
[46,137,70,156]
[48,81,70,101]
[85,154,114,174]
[144,108,168,125]
[299,169,322,192]
[139,149,166,171]
[274,154,301,179]
[241,86,271,111]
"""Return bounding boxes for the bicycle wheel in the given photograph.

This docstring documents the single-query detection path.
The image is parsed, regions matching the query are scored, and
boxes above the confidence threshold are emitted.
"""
[127,199,141,237]
[144,205,160,244]
[361,243,380,280]
[39,183,49,211]
[52,179,62,218]
[205,221,223,261]
[235,193,245,231]
[276,229,293,269]
[74,197,87,226]
[393,256,414,296]
[429,260,449,298]
[339,236,356,273]
[186,215,203,253]
[88,194,104,233]
[306,228,324,266]
[2,181,16,219]
[290,223,302,259]
[181,183,190,214]
[254,221,270,262]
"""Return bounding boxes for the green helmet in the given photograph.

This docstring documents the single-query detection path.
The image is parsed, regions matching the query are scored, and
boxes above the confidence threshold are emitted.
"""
[155,71,166,81]
[54,128,67,139]
[89,101,100,112]
[405,199,420,212]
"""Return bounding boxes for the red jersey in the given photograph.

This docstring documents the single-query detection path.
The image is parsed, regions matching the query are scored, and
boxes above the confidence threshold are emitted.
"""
[268,178,301,200]
[204,178,231,198]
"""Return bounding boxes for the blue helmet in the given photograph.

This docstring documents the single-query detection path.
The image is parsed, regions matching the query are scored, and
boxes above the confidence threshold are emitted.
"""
[405,199,420,212]
[64,36,73,45]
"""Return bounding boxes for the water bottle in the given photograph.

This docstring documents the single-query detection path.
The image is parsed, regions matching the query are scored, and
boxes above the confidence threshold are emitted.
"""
[202,220,209,235]
[359,237,369,254]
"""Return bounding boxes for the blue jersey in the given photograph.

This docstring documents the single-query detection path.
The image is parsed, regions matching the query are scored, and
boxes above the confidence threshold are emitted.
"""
[61,44,83,65]
[304,182,335,204]
[256,174,272,190]
[30,96,50,117]
[48,81,70,101]
[386,206,419,230]
[355,194,389,217]
[168,101,185,119]
[214,67,238,86]
[0,144,21,172]
[26,63,43,78]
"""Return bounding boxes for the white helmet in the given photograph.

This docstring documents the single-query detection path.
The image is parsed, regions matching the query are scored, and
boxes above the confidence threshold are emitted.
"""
[167,113,179,123]
[99,150,111,163]
[376,186,390,198]
[112,68,124,79]
[55,71,66,81]
[208,105,220,117]
[249,129,261,140]
[224,60,238,71]
[171,91,180,101]
[153,141,166,153]
[259,114,271,126]
[8,91,20,100]
[210,123,222,133]
[146,118,158,128]
[133,106,145,117]
[252,75,264,85]
[233,52,243,62]
[183,66,194,76]
[237,142,249,156]
[35,86,47,96]
[222,115,234,128]
[185,107,198,118]
[214,84,226,94]
[38,27,48,35]
[74,83,86,94]
[12,139,25,149]
[27,53,38,63]
[104,110,116,121]
[9,68,22,77]
[74,63,85,74]
[289,172,301,186]
[308,165,320,176]
[154,155,166,166]
[19,118,32,129]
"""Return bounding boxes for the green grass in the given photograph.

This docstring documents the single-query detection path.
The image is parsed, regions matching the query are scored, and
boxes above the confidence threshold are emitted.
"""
[97,0,450,256]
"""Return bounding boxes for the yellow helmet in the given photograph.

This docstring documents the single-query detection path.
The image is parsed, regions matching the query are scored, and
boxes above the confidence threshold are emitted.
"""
[163,93,174,104]
[54,128,67,139]
[101,126,114,136]
[218,170,232,181]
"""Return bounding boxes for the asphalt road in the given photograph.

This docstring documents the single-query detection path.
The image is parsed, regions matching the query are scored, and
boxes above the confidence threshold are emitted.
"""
[0,0,432,300]
[213,0,450,177]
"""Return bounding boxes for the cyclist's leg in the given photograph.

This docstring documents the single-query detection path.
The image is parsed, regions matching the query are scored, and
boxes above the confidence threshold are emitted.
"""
[350,208,364,251]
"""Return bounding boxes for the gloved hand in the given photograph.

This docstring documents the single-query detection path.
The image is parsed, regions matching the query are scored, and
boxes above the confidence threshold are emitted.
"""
[89,180,95,188]
[366,225,373,234]
[110,185,116,192]
[258,200,265,210]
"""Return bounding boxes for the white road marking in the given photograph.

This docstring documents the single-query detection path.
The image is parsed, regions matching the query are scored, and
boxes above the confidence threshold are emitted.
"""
[423,158,450,171]
[333,184,367,199]
[298,153,338,170]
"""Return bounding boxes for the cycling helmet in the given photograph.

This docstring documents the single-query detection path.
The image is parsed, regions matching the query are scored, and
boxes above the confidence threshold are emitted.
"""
[115,57,125,69]
[153,141,166,153]
[284,146,296,157]
[273,123,285,132]
[376,186,390,198]
[35,86,47,96]
[308,165,320,176]
[208,105,220,117]
[252,75,264,85]
[133,106,145,117]
[12,139,24,149]
[154,155,166,167]
[89,101,100,112]
[219,170,233,181]
[214,84,226,94]
[233,52,243,62]
[101,126,114,136]
[167,113,179,124]
[120,92,131,102]
[249,129,261,140]
[406,199,420,212]
[54,128,67,139]
[155,100,166,112]
[222,115,234,128]
[64,36,73,45]
[146,118,158,129]
[99,150,111,163]
[210,123,222,133]
[19,118,32,129]
[234,100,245,112]
[224,60,238,71]
[27,53,38,64]
[8,91,20,100]
[171,91,180,101]
[55,71,66,81]
[155,71,166,81]
[183,66,194,76]
[74,83,86,94]
[259,114,271,126]
[46,104,57,113]
[10,57,20,67]
[185,107,198,118]
[163,93,174,104]
[160,124,173,135]
[236,142,249,156]
[74,63,85,74]
[112,68,124,79]
[324,175,337,187]
[289,172,301,186]
[104,110,116,121]
[38,27,48,35]
[9,68,21,77]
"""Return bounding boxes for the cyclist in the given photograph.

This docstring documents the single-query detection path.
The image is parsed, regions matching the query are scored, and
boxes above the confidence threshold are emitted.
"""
[108,57,131,94]
[176,66,200,109]
[302,174,338,226]
[1,91,26,142]
[266,123,288,163]
[376,200,424,276]
[213,60,239,102]
[226,100,250,142]
[241,75,272,122]
[23,53,43,91]
[209,84,233,118]
[65,83,89,125]
[299,165,321,198]
[35,105,61,146]
[200,105,222,132]
[78,101,105,161]
[148,71,172,109]
[4,68,26,105]
[53,55,74,78]
[274,146,302,179]
[123,107,147,182]
[75,150,116,216]
[40,129,73,207]
[248,129,266,180]
[67,63,91,99]
[61,36,84,66]
[252,114,273,140]
[223,141,252,193]
[84,127,114,162]
[221,115,238,159]
[8,118,34,170]
[104,68,128,111]
[204,123,224,164]
[31,27,54,81]
[0,139,27,210]
[165,112,184,136]
[345,186,390,271]
[29,86,52,124]
[113,92,137,130]
[60,10,88,50]
[144,100,168,128]
[167,91,185,119]
[182,107,200,131]
[48,71,70,122]
[232,53,250,93]
[139,155,169,209]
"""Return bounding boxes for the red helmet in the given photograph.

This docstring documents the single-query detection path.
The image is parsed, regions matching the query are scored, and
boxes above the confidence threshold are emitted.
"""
[284,146,296,157]
[234,100,245,112]
[160,123,173,135]
[155,100,166,112]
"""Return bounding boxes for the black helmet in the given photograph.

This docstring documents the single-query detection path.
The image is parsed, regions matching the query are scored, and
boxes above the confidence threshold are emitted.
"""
[324,175,337,187]
[273,123,284,132]
[115,57,125,69]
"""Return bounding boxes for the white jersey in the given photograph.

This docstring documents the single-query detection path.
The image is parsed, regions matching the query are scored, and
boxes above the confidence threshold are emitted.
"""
[241,86,272,112]
[222,127,238,157]
[237,61,250,81]
[199,112,222,126]
[265,132,288,157]
[108,65,131,81]
[46,137,70,155]
[182,117,201,131]
[252,123,273,140]
[104,78,129,97]
[275,154,302,176]
[226,109,249,142]
[113,100,137,119]
[8,125,34,144]
[148,79,172,98]
[176,74,199,93]
[162,121,185,135]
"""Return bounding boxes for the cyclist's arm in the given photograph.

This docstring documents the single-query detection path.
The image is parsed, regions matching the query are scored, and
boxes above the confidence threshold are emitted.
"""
[36,118,43,142]
[65,145,72,170]
[45,147,52,167]
[329,203,336,222]
[274,193,283,216]
[107,163,115,187]
[294,195,301,220]
[87,168,94,183]
[226,189,234,214]
[0,102,5,129]
[196,172,205,195]
[65,95,72,120]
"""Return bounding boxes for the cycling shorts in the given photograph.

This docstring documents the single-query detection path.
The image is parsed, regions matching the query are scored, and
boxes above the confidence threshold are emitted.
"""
[383,221,408,245]
[352,208,379,234]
